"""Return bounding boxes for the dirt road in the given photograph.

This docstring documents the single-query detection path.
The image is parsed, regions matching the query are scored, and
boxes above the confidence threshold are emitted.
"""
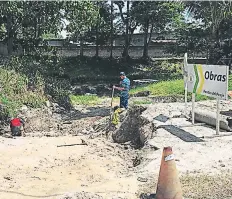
[0,136,138,199]
[1,100,232,199]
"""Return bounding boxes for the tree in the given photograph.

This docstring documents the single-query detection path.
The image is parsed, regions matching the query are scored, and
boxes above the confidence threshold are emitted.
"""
[20,1,64,52]
[0,1,24,55]
[65,1,99,57]
[132,1,184,59]
[92,1,111,58]
[114,1,139,61]
[176,1,232,64]
[110,0,114,60]
[0,1,64,55]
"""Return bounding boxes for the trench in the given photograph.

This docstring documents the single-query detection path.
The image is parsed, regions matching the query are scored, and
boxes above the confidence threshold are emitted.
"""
[111,106,156,149]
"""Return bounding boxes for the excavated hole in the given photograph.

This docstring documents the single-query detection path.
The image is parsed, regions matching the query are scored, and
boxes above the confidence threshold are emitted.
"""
[111,105,157,149]
[2,101,159,153]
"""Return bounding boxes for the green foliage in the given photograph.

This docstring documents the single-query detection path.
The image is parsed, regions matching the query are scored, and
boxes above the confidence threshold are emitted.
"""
[173,1,232,64]
[69,94,101,106]
[0,68,46,117]
[65,1,99,39]
[3,55,72,112]
[160,61,183,76]
[84,1,112,46]
[132,1,184,32]
[228,75,232,91]
[130,78,213,102]
[0,1,64,54]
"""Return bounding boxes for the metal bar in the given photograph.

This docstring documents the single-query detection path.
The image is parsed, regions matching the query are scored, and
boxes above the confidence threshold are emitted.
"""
[57,143,87,147]
[185,83,188,116]
[184,53,188,117]
[109,87,115,121]
[192,93,195,124]
[216,99,220,135]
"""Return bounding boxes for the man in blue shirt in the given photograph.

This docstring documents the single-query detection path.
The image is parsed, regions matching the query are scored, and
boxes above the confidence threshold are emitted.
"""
[113,72,130,109]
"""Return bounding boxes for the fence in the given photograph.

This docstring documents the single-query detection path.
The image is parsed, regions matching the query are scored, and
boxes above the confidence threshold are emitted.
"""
[0,42,207,58]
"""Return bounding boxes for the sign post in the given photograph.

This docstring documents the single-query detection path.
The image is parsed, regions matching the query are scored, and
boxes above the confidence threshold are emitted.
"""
[187,64,229,134]
[183,53,188,113]
[192,93,195,124]
[216,99,220,135]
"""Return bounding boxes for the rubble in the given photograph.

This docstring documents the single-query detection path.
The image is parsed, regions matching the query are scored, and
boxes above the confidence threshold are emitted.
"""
[59,191,103,199]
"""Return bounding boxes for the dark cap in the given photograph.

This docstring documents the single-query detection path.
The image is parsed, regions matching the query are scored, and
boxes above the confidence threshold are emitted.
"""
[120,72,125,76]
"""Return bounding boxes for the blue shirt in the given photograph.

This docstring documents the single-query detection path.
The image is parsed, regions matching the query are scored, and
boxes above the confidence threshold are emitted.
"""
[120,77,130,96]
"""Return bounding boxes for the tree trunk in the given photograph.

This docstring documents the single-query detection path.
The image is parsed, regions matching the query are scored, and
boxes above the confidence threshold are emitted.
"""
[208,30,220,64]
[145,23,154,59]
[6,14,13,55]
[148,24,154,45]
[95,3,100,58]
[95,20,99,58]
[110,0,114,60]
[142,19,149,59]
[122,1,130,61]
[80,37,84,57]
[117,1,138,61]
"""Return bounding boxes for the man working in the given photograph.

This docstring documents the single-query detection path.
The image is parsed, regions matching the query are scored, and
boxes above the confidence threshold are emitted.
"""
[113,72,130,109]
[10,117,25,136]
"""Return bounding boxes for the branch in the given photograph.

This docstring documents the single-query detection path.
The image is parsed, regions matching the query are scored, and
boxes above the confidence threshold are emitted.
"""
[117,3,125,24]
[129,22,139,32]
[148,23,154,45]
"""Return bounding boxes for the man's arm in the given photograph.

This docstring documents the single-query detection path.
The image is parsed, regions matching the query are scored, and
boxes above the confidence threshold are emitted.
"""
[113,85,125,91]
[19,118,26,136]
[20,118,25,127]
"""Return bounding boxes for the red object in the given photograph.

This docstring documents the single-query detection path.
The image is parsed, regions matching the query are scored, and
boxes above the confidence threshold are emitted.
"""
[10,118,21,127]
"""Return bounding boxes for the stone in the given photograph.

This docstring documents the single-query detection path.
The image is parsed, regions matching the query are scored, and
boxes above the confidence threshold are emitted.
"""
[170,111,182,118]
[21,105,28,112]
[137,177,148,182]
[72,86,83,95]
[132,91,151,97]
[112,106,153,148]
[45,100,52,108]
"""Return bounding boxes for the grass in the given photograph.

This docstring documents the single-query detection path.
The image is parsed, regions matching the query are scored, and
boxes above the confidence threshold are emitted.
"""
[70,95,121,106]
[130,79,184,96]
[181,172,232,199]
[129,78,219,102]
[69,94,102,106]
[70,76,229,106]
[138,172,232,199]
[0,68,47,117]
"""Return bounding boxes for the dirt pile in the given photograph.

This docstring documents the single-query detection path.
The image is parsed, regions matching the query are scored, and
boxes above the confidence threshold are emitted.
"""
[1,101,156,149]
[1,102,109,138]
[111,106,156,148]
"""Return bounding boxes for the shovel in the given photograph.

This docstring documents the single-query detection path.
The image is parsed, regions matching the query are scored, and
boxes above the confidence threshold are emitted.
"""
[106,86,115,137]
[109,86,115,121]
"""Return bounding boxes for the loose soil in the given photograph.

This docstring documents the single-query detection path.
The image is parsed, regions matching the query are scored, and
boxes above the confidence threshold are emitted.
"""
[1,99,232,199]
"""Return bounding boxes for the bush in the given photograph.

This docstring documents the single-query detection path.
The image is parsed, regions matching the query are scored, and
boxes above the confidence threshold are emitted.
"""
[0,68,47,117]
[160,61,183,76]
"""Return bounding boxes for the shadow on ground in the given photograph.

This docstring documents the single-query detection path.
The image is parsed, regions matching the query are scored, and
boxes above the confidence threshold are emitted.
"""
[61,106,110,121]
[158,125,204,142]
[139,193,156,199]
